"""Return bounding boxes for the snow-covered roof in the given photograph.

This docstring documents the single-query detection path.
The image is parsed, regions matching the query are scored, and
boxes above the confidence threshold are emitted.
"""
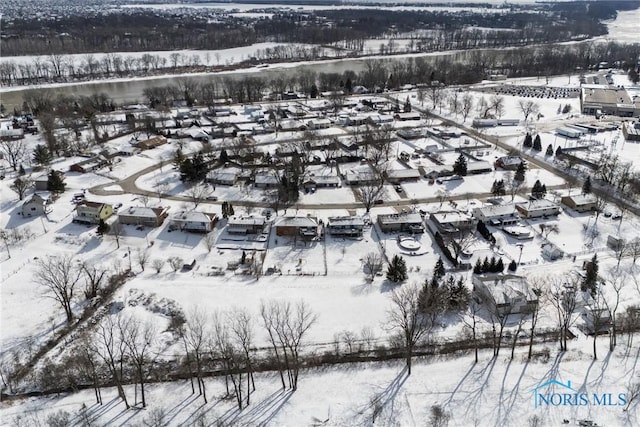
[328,216,365,227]
[171,210,216,223]
[377,212,422,225]
[275,216,318,228]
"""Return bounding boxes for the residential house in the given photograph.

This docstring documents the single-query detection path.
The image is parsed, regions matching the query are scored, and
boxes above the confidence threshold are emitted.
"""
[21,193,51,217]
[206,170,238,186]
[0,128,24,141]
[327,216,365,237]
[515,199,561,219]
[472,204,520,226]
[466,161,493,175]
[277,120,306,132]
[582,307,612,335]
[494,156,525,170]
[345,171,379,186]
[74,201,114,224]
[227,216,266,234]
[69,156,108,173]
[274,216,319,239]
[394,112,421,121]
[377,212,424,233]
[561,195,597,212]
[135,135,167,150]
[170,210,217,233]
[302,175,341,192]
[118,206,169,227]
[428,211,476,235]
[385,169,421,183]
[33,171,65,191]
[473,274,539,315]
[254,172,280,189]
[306,118,332,130]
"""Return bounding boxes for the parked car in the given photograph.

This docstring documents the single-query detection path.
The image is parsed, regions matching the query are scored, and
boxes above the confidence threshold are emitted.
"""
[394,185,403,193]
[206,195,218,201]
[374,199,384,205]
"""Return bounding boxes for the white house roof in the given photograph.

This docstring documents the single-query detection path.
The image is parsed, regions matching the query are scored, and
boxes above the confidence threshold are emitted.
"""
[228,216,266,227]
[328,216,365,227]
[516,199,560,211]
[171,210,216,223]
[378,212,423,225]
[563,194,596,205]
[120,206,162,219]
[473,204,518,219]
[275,216,318,228]
[474,274,537,306]
[254,173,280,185]
[386,169,421,179]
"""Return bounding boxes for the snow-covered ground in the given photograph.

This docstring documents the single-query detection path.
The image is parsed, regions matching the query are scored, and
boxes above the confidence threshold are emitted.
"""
[1,342,638,426]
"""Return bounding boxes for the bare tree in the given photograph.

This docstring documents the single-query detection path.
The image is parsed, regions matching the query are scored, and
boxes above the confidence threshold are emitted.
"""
[168,256,183,272]
[386,283,431,375]
[603,268,627,351]
[625,381,640,412]
[10,176,33,201]
[489,95,505,118]
[546,276,578,352]
[362,252,384,281]
[539,223,559,240]
[110,220,124,249]
[518,100,540,122]
[589,286,609,360]
[460,297,482,363]
[355,174,385,213]
[0,140,27,172]
[260,299,317,390]
[122,316,156,408]
[136,248,150,272]
[91,314,129,408]
[627,238,640,266]
[81,262,108,300]
[34,255,82,323]
[228,308,256,406]
[186,184,210,209]
[183,308,209,403]
[487,297,511,359]
[204,231,216,253]
[460,93,474,123]
[151,259,165,274]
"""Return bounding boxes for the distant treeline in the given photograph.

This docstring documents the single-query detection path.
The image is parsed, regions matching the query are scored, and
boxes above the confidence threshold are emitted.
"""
[2,1,637,56]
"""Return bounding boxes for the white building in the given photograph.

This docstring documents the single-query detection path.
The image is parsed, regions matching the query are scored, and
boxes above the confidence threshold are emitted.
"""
[472,204,520,226]
[515,199,561,219]
[170,210,218,233]
[473,274,538,315]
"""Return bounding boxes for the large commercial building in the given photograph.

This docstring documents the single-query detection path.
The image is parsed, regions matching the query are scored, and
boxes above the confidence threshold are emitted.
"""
[580,85,640,118]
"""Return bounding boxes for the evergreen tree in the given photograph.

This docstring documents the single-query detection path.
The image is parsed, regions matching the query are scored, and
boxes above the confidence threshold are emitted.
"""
[481,257,490,273]
[97,218,110,235]
[582,176,592,195]
[386,255,408,283]
[555,146,563,157]
[546,144,554,156]
[523,133,532,148]
[489,256,498,272]
[453,153,468,176]
[18,164,25,176]
[32,144,52,167]
[219,149,229,163]
[404,97,412,113]
[47,170,66,193]
[514,162,526,182]
[581,254,599,295]
[432,257,446,284]
[532,134,542,151]
[491,179,505,196]
[531,180,546,199]
[473,259,482,274]
[508,260,517,272]
[496,258,504,273]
